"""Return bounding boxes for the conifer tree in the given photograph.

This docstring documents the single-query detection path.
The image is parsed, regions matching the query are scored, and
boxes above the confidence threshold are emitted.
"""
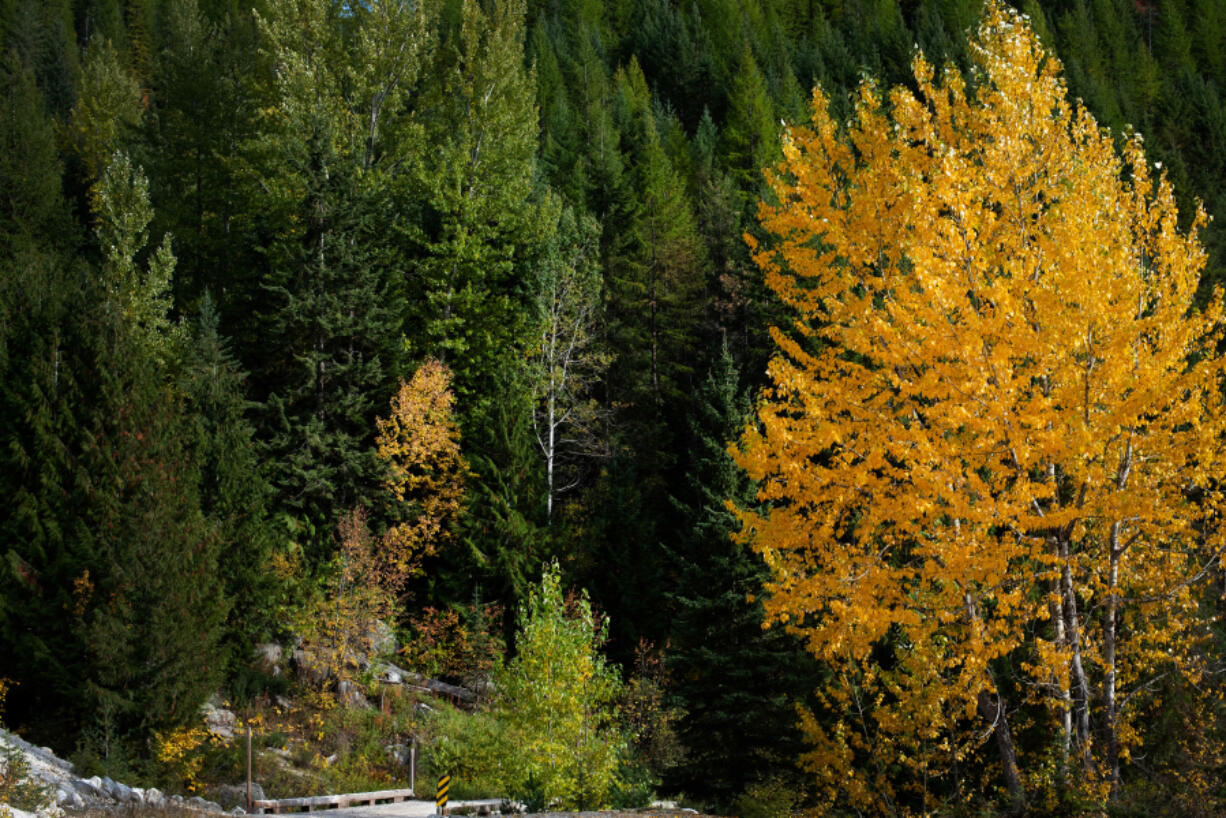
[407,0,543,422]
[720,48,779,197]
[146,0,262,324]
[182,293,278,651]
[75,150,227,742]
[666,342,813,807]
[251,0,405,557]
[0,53,89,742]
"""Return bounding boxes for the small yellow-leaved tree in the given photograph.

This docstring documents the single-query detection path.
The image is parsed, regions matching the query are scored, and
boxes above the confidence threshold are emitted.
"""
[376,358,467,587]
[734,2,1226,812]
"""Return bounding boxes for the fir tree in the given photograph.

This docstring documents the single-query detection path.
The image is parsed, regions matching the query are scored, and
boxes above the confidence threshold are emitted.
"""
[251,0,405,558]
[665,342,812,807]
[406,0,543,422]
[720,48,779,197]
[182,293,278,653]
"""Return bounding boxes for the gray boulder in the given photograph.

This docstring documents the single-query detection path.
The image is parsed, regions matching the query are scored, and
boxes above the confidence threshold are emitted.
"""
[57,786,84,809]
[73,777,107,800]
[201,699,238,741]
[210,783,264,809]
[110,781,134,803]
[253,643,283,676]
[145,788,165,806]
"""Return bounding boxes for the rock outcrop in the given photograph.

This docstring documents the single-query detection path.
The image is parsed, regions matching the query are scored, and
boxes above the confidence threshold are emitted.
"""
[0,729,227,814]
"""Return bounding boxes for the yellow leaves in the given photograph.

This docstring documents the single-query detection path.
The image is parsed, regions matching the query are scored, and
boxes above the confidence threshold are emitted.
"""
[375,358,467,585]
[153,725,218,793]
[735,0,1226,809]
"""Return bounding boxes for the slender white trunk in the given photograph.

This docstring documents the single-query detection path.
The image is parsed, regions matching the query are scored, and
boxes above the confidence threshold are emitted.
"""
[1104,522,1122,795]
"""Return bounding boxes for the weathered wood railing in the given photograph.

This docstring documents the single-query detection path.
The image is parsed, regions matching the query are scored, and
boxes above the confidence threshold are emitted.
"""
[251,788,416,814]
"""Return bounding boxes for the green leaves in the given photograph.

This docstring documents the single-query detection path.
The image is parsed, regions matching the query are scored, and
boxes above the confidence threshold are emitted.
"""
[94,151,182,363]
[492,563,626,810]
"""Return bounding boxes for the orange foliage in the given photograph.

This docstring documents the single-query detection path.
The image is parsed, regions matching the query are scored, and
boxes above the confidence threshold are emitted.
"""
[375,358,467,586]
[399,603,504,690]
[296,508,400,689]
[734,2,1226,811]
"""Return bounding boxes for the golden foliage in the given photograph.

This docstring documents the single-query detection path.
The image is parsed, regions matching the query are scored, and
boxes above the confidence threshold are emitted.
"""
[376,358,467,586]
[153,725,216,793]
[734,1,1226,811]
[296,508,399,690]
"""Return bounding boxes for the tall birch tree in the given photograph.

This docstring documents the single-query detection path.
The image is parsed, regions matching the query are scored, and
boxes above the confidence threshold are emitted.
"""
[530,205,608,520]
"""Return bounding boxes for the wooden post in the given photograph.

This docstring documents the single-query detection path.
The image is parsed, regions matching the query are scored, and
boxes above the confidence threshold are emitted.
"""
[246,724,253,812]
[409,738,416,796]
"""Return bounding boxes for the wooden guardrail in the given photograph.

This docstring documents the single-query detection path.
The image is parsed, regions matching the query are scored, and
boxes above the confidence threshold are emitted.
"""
[251,788,416,814]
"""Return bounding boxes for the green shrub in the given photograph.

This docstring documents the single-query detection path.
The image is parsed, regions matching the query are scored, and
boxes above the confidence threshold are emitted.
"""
[729,778,800,818]
[416,705,508,800]
[609,755,657,810]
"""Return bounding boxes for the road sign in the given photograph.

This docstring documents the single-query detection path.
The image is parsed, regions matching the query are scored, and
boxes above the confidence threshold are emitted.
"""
[435,774,450,815]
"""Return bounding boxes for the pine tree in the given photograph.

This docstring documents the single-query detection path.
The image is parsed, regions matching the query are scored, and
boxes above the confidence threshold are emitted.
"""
[251,0,405,558]
[182,293,278,653]
[666,342,813,807]
[406,0,543,422]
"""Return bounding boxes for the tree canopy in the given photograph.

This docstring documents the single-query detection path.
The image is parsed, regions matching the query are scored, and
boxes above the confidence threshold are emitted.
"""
[735,2,1226,811]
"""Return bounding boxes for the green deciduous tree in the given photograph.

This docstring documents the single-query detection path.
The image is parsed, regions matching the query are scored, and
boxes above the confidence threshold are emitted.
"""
[493,562,625,809]
[530,204,609,520]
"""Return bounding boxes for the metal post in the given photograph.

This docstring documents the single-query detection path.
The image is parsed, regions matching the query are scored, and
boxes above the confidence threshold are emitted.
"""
[246,724,253,812]
[435,774,450,816]
[409,738,416,796]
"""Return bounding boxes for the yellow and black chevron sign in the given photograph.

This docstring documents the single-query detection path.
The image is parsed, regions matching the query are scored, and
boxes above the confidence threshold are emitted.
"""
[435,774,450,814]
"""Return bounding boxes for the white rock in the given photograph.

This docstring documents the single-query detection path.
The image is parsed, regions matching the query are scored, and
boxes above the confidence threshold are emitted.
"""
[145,788,165,806]
[55,788,82,810]
[253,644,283,676]
[201,702,237,741]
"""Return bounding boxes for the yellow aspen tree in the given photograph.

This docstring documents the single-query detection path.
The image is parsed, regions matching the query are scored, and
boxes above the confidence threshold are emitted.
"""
[376,358,467,587]
[733,2,1226,812]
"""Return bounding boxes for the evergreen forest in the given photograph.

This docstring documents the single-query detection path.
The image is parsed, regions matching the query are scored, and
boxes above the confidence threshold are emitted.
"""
[4,0,1226,814]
